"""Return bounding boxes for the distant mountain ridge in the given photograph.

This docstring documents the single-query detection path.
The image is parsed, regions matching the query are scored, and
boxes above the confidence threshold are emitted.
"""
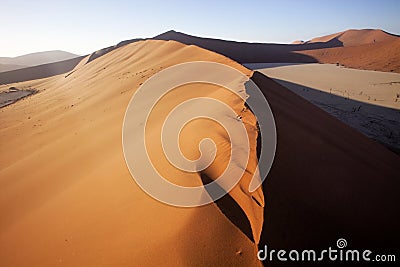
[0,50,79,69]
[0,63,29,72]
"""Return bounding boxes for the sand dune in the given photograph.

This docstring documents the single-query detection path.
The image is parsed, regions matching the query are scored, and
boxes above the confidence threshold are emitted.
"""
[306,29,398,46]
[298,38,400,73]
[291,40,305,45]
[292,29,400,73]
[0,40,263,266]
[1,29,399,266]
[305,31,344,44]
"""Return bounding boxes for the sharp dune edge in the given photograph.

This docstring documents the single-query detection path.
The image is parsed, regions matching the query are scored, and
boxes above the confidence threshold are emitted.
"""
[0,40,264,266]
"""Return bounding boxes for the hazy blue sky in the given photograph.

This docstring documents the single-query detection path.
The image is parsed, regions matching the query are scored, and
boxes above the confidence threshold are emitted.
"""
[1,0,399,57]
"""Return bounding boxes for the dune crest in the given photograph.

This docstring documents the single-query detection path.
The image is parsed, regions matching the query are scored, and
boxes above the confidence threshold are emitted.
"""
[0,40,264,266]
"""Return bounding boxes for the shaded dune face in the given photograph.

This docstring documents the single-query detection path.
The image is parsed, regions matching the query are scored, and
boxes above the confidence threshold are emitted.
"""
[251,72,400,256]
[0,40,264,266]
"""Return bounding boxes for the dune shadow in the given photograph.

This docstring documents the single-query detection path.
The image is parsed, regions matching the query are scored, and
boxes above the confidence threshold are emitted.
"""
[244,63,310,70]
[197,69,400,257]
[297,37,344,50]
[153,31,326,64]
[249,71,400,266]
[200,173,254,243]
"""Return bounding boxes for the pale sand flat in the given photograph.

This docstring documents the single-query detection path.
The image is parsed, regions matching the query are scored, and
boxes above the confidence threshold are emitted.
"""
[248,63,400,152]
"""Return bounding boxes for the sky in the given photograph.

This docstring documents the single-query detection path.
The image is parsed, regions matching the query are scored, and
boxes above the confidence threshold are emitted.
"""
[1,0,399,57]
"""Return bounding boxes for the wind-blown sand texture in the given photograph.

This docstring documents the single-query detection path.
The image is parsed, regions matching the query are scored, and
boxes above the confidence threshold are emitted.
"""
[0,40,264,266]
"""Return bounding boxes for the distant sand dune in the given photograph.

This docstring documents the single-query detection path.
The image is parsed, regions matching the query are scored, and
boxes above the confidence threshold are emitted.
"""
[297,38,400,73]
[306,29,398,46]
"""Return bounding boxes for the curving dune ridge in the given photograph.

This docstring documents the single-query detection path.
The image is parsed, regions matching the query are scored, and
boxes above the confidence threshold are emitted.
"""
[0,40,263,266]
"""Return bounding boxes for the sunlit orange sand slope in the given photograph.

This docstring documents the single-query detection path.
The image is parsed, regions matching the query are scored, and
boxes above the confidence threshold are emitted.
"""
[0,40,263,266]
